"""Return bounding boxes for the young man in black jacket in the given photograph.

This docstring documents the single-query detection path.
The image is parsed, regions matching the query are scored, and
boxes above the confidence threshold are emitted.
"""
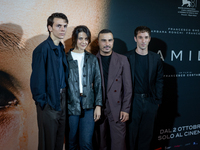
[125,26,163,150]
[30,12,69,150]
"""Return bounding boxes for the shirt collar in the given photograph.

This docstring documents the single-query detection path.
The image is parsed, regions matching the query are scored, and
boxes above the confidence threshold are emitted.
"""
[47,36,64,50]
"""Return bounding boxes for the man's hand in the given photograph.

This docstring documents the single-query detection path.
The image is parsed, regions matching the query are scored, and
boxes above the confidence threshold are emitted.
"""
[120,111,129,122]
[94,106,101,122]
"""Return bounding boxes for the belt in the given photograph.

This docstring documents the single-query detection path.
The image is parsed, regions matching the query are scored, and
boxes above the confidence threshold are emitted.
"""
[80,93,83,96]
[60,88,66,93]
[134,93,149,98]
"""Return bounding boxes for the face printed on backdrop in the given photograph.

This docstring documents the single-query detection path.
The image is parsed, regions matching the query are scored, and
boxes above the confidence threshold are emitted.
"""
[0,0,110,149]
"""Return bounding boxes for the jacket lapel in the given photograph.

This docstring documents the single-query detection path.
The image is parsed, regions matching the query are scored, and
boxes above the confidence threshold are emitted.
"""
[62,47,68,69]
[67,51,77,69]
[148,52,154,84]
[84,50,90,64]
[107,52,120,92]
[96,52,106,101]
[128,51,135,85]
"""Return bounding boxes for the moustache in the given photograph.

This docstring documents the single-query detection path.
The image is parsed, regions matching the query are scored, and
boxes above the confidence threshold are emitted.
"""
[104,46,111,48]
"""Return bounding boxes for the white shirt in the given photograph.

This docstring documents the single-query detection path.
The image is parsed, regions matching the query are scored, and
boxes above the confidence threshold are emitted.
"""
[71,52,85,93]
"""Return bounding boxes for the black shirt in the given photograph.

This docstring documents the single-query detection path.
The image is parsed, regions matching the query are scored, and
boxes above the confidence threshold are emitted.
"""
[101,54,111,95]
[134,52,149,94]
[56,45,66,89]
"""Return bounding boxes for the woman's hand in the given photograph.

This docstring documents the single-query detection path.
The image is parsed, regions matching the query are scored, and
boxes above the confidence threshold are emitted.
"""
[94,106,101,122]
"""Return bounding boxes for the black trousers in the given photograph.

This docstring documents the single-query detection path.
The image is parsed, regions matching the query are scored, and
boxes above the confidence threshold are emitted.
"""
[36,90,66,150]
[128,94,158,150]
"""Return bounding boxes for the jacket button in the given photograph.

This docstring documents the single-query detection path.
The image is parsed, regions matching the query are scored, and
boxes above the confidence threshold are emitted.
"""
[116,79,118,81]
[117,101,120,103]
[114,90,117,92]
[83,75,86,77]
[84,85,86,87]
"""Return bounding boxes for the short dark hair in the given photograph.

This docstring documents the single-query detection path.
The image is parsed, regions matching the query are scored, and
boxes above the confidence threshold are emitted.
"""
[71,25,91,48]
[98,29,113,39]
[134,26,151,37]
[47,12,68,34]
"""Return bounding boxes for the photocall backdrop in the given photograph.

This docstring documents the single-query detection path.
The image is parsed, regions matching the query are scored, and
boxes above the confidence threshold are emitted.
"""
[0,0,109,149]
[0,0,199,150]
[107,0,200,150]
